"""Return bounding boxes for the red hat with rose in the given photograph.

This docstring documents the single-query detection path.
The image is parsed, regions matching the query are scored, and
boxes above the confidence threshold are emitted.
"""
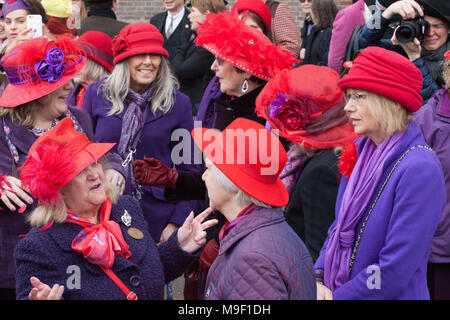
[255,64,359,150]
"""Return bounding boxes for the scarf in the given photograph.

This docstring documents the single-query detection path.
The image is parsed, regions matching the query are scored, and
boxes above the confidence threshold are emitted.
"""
[66,198,131,269]
[324,129,405,291]
[422,41,449,86]
[218,205,255,241]
[280,145,310,195]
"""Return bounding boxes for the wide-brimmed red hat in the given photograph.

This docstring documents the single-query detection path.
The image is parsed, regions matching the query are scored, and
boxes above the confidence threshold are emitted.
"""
[338,46,423,112]
[256,65,360,150]
[112,22,168,65]
[78,31,114,72]
[195,11,296,81]
[20,118,115,205]
[192,118,289,207]
[0,37,86,108]
[231,0,272,33]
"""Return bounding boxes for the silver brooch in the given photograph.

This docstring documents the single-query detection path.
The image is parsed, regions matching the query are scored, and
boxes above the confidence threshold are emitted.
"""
[121,210,132,227]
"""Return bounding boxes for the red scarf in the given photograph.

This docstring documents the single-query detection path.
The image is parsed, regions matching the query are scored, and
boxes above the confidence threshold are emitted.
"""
[218,205,255,241]
[75,86,86,109]
[66,198,131,269]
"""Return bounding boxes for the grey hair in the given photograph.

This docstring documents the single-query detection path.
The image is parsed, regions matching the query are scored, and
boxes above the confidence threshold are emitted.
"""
[101,56,179,116]
[207,158,273,209]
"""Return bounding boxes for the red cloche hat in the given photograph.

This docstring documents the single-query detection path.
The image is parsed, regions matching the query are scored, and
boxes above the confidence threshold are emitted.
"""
[195,10,296,81]
[112,22,169,65]
[78,31,114,72]
[338,46,423,112]
[20,118,115,205]
[256,65,359,150]
[0,37,86,108]
[192,117,289,207]
[231,0,272,33]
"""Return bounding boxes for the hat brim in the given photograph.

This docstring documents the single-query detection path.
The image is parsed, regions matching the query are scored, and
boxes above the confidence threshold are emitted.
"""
[192,127,289,207]
[71,141,116,181]
[0,57,86,108]
[113,47,169,65]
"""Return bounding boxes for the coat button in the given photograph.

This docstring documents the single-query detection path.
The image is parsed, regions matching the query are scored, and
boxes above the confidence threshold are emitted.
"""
[130,275,141,287]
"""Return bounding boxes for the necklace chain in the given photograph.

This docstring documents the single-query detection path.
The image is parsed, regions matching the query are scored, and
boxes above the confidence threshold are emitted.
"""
[31,119,58,136]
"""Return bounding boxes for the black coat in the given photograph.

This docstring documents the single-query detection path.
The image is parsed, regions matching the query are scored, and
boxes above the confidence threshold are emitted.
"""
[79,15,128,39]
[284,149,339,262]
[301,26,333,66]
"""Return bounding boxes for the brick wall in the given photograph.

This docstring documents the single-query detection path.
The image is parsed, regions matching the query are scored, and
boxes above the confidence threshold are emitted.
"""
[116,0,354,31]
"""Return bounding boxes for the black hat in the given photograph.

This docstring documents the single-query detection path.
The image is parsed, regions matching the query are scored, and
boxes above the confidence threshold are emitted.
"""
[417,0,449,24]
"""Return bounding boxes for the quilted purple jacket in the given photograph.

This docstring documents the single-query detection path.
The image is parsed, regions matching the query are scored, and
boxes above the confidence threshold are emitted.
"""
[204,206,316,300]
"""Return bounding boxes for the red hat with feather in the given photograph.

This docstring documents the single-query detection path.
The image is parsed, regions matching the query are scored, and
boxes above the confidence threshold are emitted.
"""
[0,37,85,108]
[20,118,115,205]
[195,10,296,81]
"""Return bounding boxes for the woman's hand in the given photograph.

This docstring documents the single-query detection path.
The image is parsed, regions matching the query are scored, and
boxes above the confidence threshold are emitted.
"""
[177,207,218,253]
[0,176,34,212]
[391,33,421,61]
[104,169,126,195]
[6,28,33,52]
[159,223,179,244]
[382,0,423,20]
[316,282,333,300]
[28,277,64,300]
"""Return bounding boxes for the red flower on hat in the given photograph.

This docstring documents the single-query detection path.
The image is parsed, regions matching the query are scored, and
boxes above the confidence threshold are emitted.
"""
[112,34,127,57]
[445,50,450,60]
[277,99,311,131]
[338,143,358,179]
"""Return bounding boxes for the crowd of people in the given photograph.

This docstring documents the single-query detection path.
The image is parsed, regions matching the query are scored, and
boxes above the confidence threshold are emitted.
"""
[0,0,448,301]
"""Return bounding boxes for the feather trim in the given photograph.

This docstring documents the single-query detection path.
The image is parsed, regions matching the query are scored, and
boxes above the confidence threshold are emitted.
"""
[338,143,358,179]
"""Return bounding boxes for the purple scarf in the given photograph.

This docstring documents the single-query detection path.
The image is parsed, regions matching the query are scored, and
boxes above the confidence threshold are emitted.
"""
[324,130,405,291]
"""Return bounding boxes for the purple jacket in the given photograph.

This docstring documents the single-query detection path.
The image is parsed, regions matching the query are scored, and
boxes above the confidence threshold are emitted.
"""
[0,107,94,289]
[204,206,316,300]
[414,89,450,263]
[15,195,196,300]
[327,0,365,73]
[83,81,199,242]
[315,122,446,299]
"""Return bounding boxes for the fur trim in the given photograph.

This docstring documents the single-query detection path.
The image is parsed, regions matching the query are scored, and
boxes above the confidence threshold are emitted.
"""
[20,140,76,205]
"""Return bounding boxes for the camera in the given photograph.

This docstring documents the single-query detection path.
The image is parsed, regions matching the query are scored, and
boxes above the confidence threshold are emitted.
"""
[395,8,430,43]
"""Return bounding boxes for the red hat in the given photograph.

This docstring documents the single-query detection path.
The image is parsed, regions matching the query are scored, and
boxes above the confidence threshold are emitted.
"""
[231,0,272,33]
[78,31,114,72]
[338,46,423,112]
[192,117,289,207]
[256,65,359,149]
[195,11,296,81]
[0,37,86,108]
[112,23,168,65]
[20,118,115,205]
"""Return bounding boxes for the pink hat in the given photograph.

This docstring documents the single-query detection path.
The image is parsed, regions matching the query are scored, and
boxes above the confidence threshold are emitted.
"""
[112,23,168,65]
[78,31,114,72]
[338,47,423,112]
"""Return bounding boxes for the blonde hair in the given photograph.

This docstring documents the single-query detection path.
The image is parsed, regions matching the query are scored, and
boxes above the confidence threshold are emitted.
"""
[101,56,179,116]
[191,0,226,14]
[28,160,121,227]
[82,58,111,85]
[443,59,450,90]
[0,99,46,128]
[365,91,412,137]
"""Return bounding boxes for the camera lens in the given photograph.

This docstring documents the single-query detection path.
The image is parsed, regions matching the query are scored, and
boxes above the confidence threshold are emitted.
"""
[396,25,415,43]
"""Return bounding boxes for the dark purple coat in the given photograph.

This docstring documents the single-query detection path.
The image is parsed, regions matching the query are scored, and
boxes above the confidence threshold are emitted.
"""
[14,195,196,300]
[204,206,316,300]
[82,81,200,242]
[0,107,94,289]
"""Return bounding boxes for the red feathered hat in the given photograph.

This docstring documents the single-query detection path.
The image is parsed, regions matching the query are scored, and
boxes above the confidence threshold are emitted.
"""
[231,0,272,33]
[78,31,114,72]
[338,46,423,112]
[0,37,86,108]
[20,118,115,205]
[195,10,296,81]
[192,117,289,207]
[255,64,360,150]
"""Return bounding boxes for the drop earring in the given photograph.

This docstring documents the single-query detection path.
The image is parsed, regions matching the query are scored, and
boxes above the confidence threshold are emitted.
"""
[242,79,249,94]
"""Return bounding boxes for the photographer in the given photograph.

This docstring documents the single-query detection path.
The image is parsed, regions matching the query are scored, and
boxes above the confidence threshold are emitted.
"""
[358,0,449,102]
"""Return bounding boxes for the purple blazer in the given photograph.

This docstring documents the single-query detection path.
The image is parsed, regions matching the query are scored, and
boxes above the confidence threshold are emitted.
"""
[83,81,200,242]
[0,107,94,289]
[14,195,196,300]
[204,206,316,300]
[315,122,446,299]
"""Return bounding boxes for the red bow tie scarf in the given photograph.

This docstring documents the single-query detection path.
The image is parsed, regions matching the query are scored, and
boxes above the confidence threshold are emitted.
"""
[66,198,137,300]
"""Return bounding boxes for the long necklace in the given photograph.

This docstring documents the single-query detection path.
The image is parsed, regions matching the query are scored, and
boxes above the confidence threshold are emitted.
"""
[31,119,58,136]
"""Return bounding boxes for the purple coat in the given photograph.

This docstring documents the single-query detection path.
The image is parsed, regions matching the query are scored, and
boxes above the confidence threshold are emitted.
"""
[0,107,94,289]
[14,195,196,300]
[83,81,199,242]
[315,122,446,299]
[414,89,450,263]
[204,206,316,300]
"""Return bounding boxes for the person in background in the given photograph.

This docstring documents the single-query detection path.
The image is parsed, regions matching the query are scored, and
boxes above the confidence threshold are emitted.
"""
[315,46,445,300]
[67,30,113,109]
[79,0,128,39]
[0,0,7,43]
[299,0,313,60]
[299,0,337,66]
[231,0,271,36]
[41,0,77,39]
[414,50,450,300]
[255,65,359,261]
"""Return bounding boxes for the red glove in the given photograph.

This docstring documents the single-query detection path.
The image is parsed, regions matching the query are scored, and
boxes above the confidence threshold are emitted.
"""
[133,158,179,187]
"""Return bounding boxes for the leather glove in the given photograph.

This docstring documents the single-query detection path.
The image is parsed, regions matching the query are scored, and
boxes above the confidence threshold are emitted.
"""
[133,158,179,187]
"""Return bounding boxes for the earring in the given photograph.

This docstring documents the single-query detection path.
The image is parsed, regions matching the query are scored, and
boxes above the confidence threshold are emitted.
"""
[242,79,249,94]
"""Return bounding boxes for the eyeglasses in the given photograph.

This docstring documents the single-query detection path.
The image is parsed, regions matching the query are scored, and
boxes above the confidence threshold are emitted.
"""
[300,0,312,3]
[344,92,367,104]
